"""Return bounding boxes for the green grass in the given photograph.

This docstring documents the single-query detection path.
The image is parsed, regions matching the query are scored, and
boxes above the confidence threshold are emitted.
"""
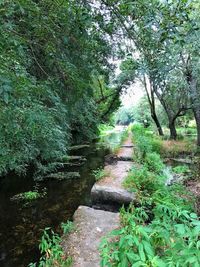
[93,168,109,181]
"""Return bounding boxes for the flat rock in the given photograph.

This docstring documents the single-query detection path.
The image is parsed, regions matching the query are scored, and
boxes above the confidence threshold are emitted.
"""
[69,144,90,151]
[117,135,133,160]
[91,185,135,204]
[91,160,134,205]
[62,206,119,267]
[170,158,193,164]
[121,144,134,148]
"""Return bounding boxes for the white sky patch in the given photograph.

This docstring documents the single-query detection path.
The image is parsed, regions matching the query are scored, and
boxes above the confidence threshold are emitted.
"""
[110,59,145,108]
[120,80,145,108]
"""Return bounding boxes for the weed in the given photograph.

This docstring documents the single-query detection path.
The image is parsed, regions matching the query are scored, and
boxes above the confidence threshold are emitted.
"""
[61,221,74,235]
[93,168,109,181]
[144,152,164,174]
[29,221,74,267]
[173,165,190,174]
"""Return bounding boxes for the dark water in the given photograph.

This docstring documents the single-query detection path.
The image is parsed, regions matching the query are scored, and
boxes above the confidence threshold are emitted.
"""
[0,144,108,267]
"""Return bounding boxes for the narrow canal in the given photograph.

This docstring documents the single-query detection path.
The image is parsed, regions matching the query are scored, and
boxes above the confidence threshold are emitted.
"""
[0,144,108,267]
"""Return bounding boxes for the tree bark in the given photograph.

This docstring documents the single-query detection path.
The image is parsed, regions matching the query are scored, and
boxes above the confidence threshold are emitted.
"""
[169,119,177,140]
[193,109,200,146]
[142,76,164,136]
[185,68,200,146]
[151,110,164,136]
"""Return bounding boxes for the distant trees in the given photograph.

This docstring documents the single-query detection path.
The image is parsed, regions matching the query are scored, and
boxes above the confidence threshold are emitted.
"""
[96,0,200,145]
[114,107,133,125]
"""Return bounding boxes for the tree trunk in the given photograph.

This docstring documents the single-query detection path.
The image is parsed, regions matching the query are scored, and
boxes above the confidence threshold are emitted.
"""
[193,109,200,146]
[186,71,200,147]
[151,110,164,136]
[142,76,164,136]
[169,119,177,140]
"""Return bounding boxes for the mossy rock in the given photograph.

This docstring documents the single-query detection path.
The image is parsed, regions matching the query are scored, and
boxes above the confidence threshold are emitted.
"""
[45,171,81,181]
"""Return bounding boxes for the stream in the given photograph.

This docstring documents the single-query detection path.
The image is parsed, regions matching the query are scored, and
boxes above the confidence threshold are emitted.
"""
[0,144,108,267]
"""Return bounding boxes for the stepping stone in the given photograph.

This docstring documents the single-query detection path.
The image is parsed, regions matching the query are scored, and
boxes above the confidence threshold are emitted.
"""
[91,161,135,205]
[91,185,135,205]
[117,146,133,161]
[62,206,119,267]
[121,144,134,148]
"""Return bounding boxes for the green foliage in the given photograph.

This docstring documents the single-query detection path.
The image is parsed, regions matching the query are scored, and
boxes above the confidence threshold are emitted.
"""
[123,167,163,197]
[93,168,108,181]
[61,221,75,235]
[100,204,200,267]
[29,222,74,267]
[132,124,162,162]
[10,187,47,203]
[173,165,190,174]
[100,124,199,266]
[144,153,164,174]
[0,0,117,177]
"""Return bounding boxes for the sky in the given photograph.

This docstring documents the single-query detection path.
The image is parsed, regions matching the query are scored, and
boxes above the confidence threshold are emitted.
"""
[111,59,145,108]
[120,80,145,108]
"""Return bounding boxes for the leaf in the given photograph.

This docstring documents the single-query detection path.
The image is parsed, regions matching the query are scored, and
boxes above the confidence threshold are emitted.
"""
[175,224,185,235]
[126,252,140,263]
[138,244,146,262]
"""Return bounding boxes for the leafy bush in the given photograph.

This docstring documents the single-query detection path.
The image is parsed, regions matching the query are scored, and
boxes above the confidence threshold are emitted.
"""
[150,139,162,154]
[100,205,200,267]
[123,167,164,197]
[134,135,153,160]
[144,152,164,174]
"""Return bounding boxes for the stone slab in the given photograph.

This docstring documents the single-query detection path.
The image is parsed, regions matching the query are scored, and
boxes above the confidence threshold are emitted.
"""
[62,206,119,267]
[91,184,135,204]
[91,160,134,205]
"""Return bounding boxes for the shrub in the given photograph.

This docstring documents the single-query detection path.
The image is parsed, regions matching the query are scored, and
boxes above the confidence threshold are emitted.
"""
[123,167,163,197]
[144,152,164,174]
[134,136,152,161]
[150,138,162,154]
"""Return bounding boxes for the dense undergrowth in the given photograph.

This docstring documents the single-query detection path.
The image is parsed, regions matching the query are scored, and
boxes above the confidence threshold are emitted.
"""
[100,125,200,267]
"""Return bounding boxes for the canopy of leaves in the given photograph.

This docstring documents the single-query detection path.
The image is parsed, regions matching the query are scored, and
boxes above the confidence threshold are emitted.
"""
[0,0,120,176]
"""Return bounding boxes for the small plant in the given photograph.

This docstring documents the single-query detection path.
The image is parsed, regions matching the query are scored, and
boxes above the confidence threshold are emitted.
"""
[93,168,108,181]
[173,165,190,174]
[10,187,47,203]
[144,152,164,174]
[61,221,74,234]
[29,221,74,267]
